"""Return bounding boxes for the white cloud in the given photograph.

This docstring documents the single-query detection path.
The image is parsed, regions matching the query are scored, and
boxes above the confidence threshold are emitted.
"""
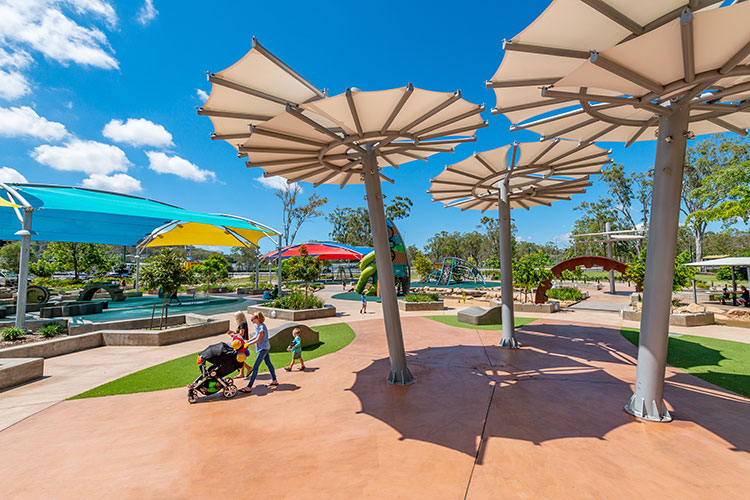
[195,88,208,101]
[136,0,158,26]
[255,175,299,192]
[145,151,216,182]
[81,173,142,193]
[31,139,131,175]
[0,0,119,74]
[0,68,30,100]
[0,166,27,183]
[552,232,572,246]
[0,47,32,100]
[102,118,173,148]
[0,105,68,140]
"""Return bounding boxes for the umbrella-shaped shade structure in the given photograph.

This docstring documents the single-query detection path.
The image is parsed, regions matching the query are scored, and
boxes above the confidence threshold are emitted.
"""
[488,0,750,421]
[199,37,326,153]
[429,141,611,348]
[202,41,487,385]
[261,242,368,261]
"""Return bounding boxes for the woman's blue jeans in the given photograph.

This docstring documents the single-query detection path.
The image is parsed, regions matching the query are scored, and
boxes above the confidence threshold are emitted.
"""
[246,349,277,388]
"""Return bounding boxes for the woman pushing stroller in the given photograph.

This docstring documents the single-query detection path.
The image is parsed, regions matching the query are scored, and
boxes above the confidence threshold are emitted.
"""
[240,312,279,394]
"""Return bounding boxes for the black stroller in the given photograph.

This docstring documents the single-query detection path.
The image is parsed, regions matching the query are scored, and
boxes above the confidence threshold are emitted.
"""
[187,342,242,403]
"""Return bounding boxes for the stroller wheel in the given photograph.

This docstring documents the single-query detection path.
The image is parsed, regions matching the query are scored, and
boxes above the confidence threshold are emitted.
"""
[223,383,238,399]
[187,388,199,404]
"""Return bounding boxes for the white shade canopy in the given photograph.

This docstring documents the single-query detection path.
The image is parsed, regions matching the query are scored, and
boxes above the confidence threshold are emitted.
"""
[489,0,750,145]
[429,140,611,211]
[686,257,750,267]
[241,86,487,187]
[199,37,326,152]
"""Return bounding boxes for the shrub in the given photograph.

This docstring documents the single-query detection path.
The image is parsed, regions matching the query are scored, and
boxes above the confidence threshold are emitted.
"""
[1,327,25,341]
[404,293,440,303]
[264,290,324,310]
[39,322,67,338]
[716,266,733,281]
[546,287,583,301]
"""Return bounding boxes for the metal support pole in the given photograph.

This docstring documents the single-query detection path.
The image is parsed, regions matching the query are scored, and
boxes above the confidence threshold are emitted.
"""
[134,250,142,290]
[731,266,737,306]
[15,208,33,330]
[277,235,283,294]
[606,221,615,294]
[625,105,689,423]
[498,181,518,349]
[254,260,259,289]
[692,279,697,305]
[362,146,414,385]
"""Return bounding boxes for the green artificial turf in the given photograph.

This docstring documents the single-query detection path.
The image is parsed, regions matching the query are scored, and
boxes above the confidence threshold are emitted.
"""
[621,327,750,398]
[71,323,356,399]
[424,315,536,330]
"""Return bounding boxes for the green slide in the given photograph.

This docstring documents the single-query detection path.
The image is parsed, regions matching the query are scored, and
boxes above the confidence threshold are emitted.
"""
[355,251,376,294]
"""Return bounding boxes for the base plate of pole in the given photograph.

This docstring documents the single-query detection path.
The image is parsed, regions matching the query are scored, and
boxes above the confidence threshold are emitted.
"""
[498,337,520,349]
[387,367,415,386]
[624,394,672,422]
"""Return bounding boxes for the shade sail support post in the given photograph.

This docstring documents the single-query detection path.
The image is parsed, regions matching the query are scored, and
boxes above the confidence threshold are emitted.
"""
[606,221,615,294]
[497,181,518,349]
[625,104,690,423]
[362,146,414,385]
[14,208,33,330]
[277,235,283,295]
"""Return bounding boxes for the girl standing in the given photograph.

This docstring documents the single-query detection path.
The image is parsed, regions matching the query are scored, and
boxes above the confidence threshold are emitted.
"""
[240,312,279,393]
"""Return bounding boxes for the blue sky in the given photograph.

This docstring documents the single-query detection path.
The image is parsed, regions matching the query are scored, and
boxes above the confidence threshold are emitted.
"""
[0,1,739,255]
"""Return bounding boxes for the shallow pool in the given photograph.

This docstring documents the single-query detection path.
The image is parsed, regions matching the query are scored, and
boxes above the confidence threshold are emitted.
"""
[69,295,261,323]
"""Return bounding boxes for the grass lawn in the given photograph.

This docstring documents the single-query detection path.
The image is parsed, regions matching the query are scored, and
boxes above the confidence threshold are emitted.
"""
[425,315,536,330]
[621,327,750,398]
[71,323,356,399]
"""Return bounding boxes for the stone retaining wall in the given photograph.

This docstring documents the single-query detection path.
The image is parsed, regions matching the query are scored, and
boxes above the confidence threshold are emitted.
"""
[621,308,715,327]
[247,304,336,321]
[0,358,44,390]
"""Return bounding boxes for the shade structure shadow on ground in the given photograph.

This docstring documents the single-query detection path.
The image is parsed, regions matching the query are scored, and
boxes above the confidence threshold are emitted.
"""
[349,319,750,458]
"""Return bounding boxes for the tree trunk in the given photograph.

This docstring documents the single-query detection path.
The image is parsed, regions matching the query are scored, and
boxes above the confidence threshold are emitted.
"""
[695,227,704,273]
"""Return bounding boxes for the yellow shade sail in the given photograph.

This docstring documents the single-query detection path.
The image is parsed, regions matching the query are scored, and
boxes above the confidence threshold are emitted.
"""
[144,222,276,248]
[0,198,21,208]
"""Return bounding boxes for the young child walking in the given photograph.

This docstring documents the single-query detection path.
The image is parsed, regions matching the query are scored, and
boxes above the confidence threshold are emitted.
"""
[284,327,305,372]
[360,291,367,314]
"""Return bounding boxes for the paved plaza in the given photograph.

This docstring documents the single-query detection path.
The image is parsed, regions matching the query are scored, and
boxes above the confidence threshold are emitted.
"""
[1,289,749,499]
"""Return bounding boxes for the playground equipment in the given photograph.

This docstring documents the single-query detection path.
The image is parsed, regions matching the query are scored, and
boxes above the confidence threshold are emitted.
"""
[534,256,642,304]
[354,219,410,296]
[78,282,126,302]
[427,257,485,286]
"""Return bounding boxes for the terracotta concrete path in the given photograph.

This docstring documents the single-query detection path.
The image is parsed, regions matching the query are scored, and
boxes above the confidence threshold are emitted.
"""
[1,317,749,499]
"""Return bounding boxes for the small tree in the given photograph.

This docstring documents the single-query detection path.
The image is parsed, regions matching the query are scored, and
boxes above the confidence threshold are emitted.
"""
[193,254,229,290]
[287,244,321,308]
[413,252,434,282]
[513,251,554,303]
[624,249,696,292]
[140,248,193,299]
[29,259,54,278]
[715,266,733,281]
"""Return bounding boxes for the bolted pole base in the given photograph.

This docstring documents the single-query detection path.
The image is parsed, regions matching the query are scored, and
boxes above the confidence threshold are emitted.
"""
[388,367,415,386]
[498,337,519,349]
[624,105,689,423]
[624,394,672,422]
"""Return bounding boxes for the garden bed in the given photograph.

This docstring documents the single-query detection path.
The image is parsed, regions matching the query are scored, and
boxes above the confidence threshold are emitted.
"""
[621,307,715,327]
[247,304,336,321]
[398,300,444,312]
[0,315,227,359]
[490,299,560,313]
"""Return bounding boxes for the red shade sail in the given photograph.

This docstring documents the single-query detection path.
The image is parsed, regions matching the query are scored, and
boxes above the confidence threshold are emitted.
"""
[261,242,367,261]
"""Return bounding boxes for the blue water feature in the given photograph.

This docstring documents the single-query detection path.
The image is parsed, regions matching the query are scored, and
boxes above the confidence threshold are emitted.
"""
[69,295,261,323]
